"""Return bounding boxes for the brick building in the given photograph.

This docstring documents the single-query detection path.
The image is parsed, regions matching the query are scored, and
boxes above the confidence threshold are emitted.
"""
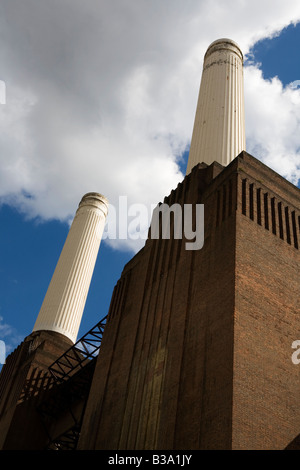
[77,151,300,450]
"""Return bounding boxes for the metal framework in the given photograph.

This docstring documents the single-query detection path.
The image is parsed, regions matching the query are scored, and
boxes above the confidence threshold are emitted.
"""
[47,424,81,450]
[36,315,108,450]
[38,359,96,420]
[48,315,107,381]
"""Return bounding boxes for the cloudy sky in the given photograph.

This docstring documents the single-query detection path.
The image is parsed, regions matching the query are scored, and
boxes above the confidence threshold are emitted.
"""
[0,0,300,356]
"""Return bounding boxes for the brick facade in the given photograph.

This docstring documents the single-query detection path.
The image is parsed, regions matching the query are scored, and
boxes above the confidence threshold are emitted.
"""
[0,151,299,450]
[77,151,300,450]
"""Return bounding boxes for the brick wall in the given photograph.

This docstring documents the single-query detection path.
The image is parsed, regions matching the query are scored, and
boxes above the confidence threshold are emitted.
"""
[78,152,300,450]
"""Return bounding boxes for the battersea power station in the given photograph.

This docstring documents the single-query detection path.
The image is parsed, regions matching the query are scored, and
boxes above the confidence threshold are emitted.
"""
[0,39,299,451]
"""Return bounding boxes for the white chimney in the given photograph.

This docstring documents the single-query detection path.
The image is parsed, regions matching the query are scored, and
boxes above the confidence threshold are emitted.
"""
[33,193,108,343]
[186,38,245,174]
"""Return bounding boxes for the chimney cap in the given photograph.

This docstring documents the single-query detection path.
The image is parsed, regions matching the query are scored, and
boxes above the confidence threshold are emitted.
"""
[205,38,243,61]
[78,192,109,215]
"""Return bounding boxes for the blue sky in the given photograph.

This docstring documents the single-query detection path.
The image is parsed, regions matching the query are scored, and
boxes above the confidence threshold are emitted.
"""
[0,2,300,358]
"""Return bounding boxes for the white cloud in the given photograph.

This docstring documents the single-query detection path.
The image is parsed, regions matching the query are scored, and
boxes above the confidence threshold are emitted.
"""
[0,315,22,356]
[0,315,13,338]
[245,66,300,185]
[0,0,300,252]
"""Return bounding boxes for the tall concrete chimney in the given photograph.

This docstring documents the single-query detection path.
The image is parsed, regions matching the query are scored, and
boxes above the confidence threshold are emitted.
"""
[33,192,108,344]
[186,38,245,174]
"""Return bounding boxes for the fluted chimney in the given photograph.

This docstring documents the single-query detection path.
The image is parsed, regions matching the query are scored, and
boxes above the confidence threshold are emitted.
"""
[186,38,245,174]
[33,192,108,343]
